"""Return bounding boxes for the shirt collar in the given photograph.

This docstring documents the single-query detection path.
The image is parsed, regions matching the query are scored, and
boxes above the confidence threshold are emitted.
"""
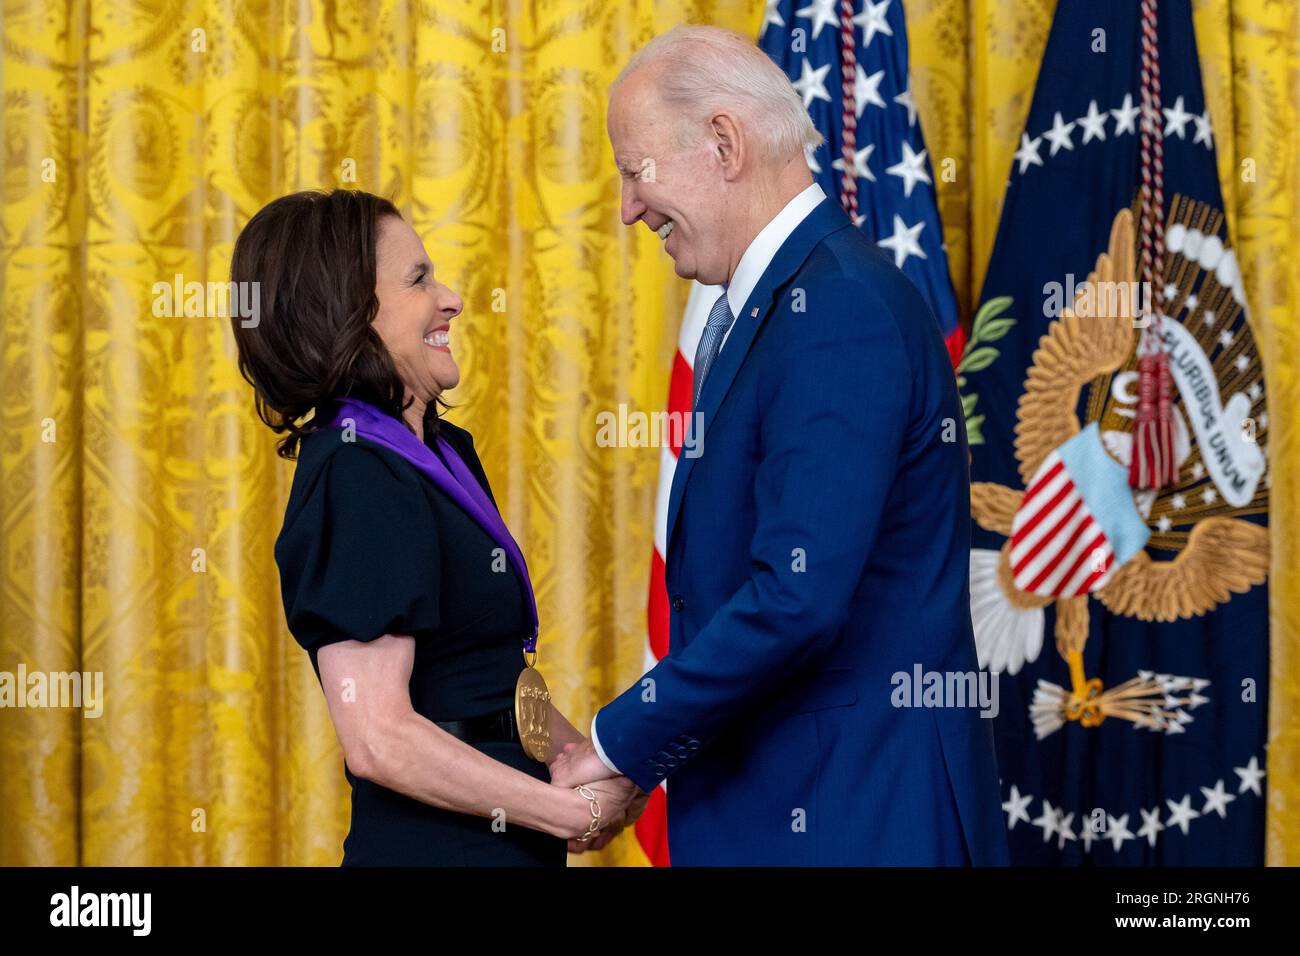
[725,182,827,319]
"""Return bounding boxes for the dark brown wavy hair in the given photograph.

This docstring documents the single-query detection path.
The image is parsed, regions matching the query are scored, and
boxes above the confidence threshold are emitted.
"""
[229,189,442,459]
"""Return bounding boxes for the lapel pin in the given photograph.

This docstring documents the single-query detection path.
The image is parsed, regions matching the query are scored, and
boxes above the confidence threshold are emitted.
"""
[750,307,759,318]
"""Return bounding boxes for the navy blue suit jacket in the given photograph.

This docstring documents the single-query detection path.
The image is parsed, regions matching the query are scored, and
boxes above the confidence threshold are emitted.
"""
[595,197,1009,865]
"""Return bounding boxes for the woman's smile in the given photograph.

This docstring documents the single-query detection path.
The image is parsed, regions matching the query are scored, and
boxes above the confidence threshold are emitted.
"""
[424,323,451,352]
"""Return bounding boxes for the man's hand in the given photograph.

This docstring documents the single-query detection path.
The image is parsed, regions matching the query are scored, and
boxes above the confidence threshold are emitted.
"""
[548,738,616,789]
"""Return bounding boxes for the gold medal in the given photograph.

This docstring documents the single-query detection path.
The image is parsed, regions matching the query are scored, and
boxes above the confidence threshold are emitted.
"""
[514,651,552,761]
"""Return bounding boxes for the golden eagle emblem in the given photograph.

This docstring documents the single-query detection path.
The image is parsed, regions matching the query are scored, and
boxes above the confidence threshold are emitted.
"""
[967,205,1269,739]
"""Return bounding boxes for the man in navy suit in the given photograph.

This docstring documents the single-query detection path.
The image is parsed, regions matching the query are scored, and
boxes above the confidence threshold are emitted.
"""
[551,24,1008,866]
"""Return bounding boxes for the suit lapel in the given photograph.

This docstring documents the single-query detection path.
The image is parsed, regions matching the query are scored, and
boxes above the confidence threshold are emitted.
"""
[665,198,853,554]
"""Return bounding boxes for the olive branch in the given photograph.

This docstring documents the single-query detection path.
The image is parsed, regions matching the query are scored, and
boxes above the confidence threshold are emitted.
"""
[956,296,1015,445]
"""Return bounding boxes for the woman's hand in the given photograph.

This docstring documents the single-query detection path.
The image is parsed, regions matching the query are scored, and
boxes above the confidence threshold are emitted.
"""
[547,739,649,853]
[564,776,646,853]
[558,775,641,847]
[570,787,651,854]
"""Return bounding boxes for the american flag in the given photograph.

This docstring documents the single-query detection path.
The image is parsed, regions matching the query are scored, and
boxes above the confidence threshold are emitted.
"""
[763,0,963,358]
[1008,424,1151,599]
[634,1,962,865]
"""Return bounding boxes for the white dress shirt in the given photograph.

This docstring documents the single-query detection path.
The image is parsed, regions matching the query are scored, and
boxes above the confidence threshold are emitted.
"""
[719,181,826,351]
[589,181,828,775]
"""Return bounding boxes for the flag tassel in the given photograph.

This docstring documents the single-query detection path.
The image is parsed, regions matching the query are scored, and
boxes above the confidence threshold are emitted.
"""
[1129,350,1177,488]
[1129,0,1176,491]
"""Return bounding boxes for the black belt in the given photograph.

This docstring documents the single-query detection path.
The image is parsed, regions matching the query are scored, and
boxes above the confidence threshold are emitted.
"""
[435,707,520,745]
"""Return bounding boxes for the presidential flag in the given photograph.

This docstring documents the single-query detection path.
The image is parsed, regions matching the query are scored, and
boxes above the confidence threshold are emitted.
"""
[636,1,964,866]
[961,0,1269,863]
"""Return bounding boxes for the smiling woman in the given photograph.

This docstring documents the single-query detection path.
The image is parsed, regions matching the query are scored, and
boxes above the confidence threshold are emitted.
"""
[227,190,416,459]
[225,189,643,865]
[368,215,463,437]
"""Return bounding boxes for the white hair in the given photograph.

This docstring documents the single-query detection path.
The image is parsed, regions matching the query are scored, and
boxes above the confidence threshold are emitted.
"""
[613,24,823,163]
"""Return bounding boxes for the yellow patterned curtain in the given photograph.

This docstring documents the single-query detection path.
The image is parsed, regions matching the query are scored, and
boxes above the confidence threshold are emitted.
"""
[1,0,1295,866]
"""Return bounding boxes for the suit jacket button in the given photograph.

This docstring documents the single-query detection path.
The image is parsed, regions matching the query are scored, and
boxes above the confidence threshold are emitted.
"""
[671,595,685,612]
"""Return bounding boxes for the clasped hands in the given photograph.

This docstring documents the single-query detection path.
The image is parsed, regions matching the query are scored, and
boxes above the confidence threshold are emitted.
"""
[548,739,649,853]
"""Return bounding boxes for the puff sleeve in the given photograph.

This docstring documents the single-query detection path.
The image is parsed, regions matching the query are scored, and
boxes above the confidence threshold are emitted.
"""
[275,444,441,655]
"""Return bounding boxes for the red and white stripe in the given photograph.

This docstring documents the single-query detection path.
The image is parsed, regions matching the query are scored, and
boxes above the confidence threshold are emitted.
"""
[635,281,710,867]
[1010,453,1117,598]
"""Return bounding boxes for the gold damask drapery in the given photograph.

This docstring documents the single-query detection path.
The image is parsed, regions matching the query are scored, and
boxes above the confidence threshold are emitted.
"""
[1,0,1295,866]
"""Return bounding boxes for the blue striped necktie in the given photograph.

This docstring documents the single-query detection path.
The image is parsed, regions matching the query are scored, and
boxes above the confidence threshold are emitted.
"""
[692,291,735,409]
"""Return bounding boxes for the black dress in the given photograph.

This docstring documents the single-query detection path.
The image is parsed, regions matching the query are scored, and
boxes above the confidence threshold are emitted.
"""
[274,419,566,867]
